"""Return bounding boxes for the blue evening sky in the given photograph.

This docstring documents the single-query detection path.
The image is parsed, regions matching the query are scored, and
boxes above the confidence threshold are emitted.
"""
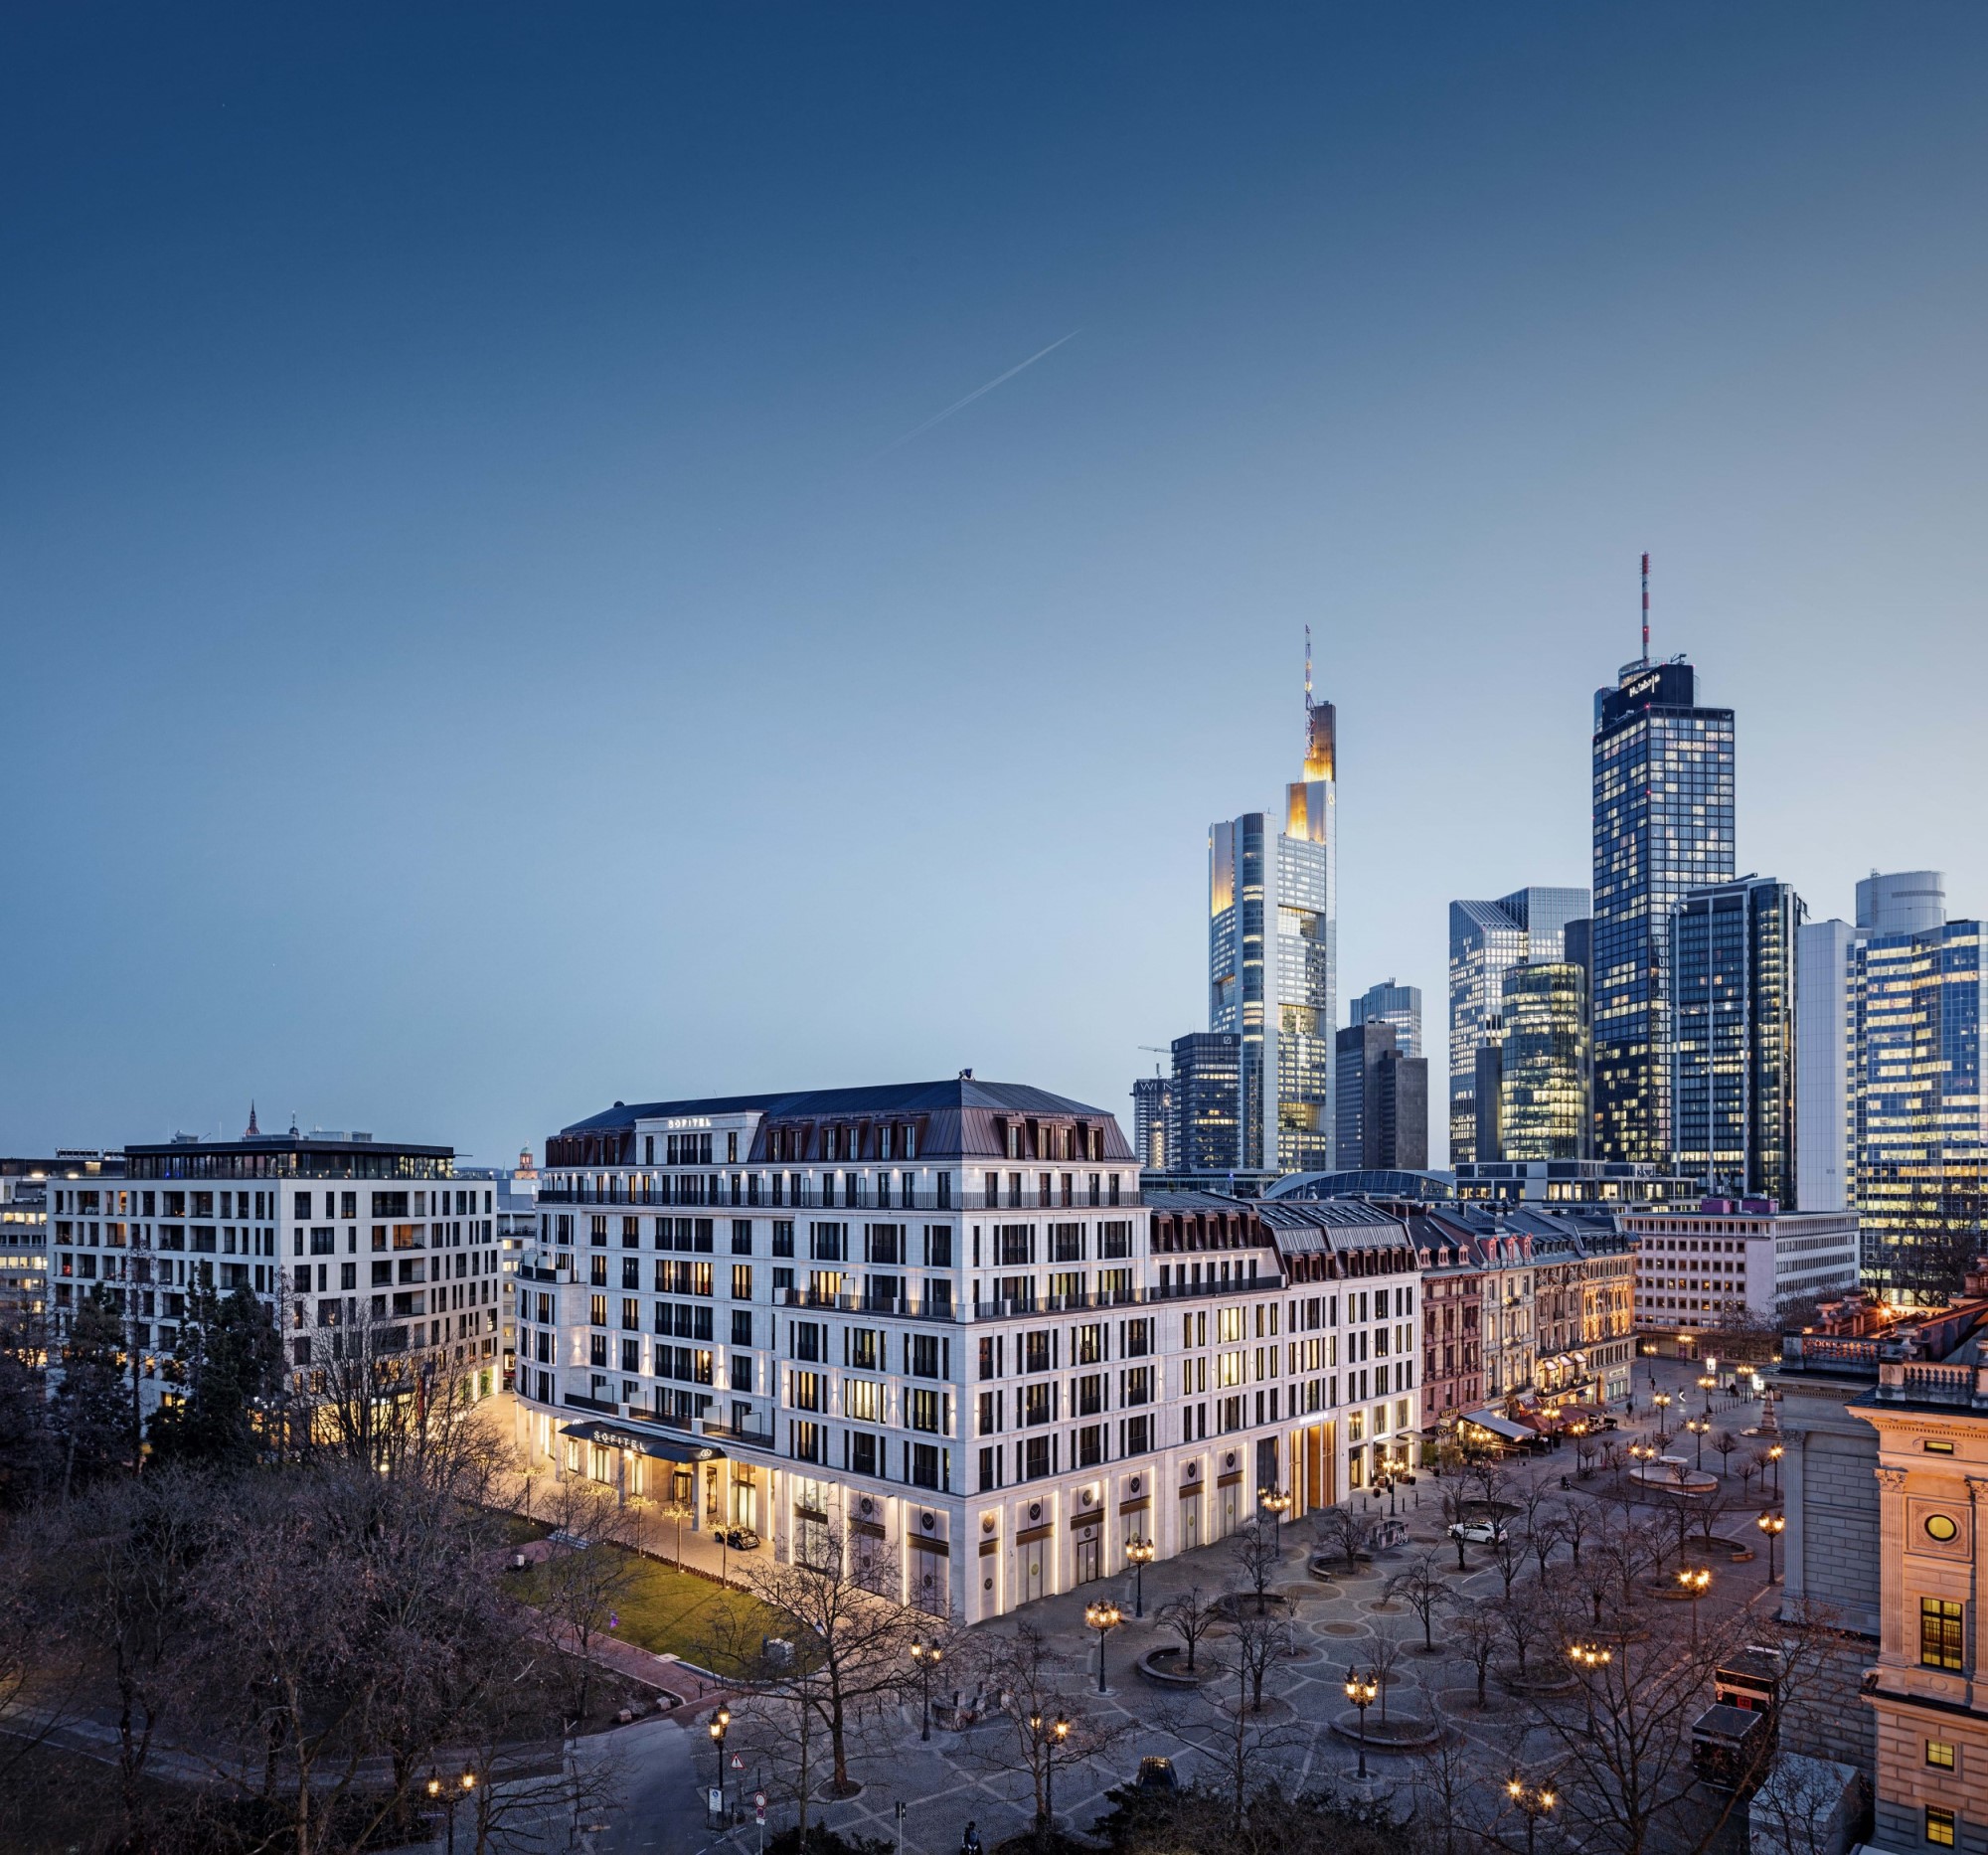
[5,4,1984,1163]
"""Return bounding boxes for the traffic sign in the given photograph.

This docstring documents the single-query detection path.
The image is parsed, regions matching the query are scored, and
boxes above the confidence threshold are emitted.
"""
[731,1754,746,1770]
[753,1791,767,1808]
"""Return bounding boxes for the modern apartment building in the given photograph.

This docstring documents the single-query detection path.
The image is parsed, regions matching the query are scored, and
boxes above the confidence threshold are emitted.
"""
[511,1076,1420,1621]
[1209,674,1337,1172]
[1449,887,1589,1163]
[1670,875,1804,1204]
[1350,979,1422,1059]
[48,1127,504,1418]
[1335,1022,1428,1171]
[1624,1202,1858,1334]
[1591,653,1736,1166]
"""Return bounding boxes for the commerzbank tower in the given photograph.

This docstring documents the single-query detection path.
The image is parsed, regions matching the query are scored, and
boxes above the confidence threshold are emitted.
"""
[1207,642,1338,1172]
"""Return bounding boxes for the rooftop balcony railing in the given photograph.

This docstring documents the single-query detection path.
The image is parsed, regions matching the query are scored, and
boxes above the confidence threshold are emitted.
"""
[536,1180,1141,1213]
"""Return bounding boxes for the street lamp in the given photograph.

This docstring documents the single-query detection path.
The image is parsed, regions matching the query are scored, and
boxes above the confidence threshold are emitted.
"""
[1259,1486,1292,1554]
[1567,1642,1611,1734]
[1697,1371,1718,1415]
[1757,1510,1785,1585]
[1676,1565,1712,1649]
[426,1769,476,1855]
[1685,1416,1711,1470]
[911,1638,943,1743]
[1506,1776,1558,1855]
[710,1704,732,1793]
[1767,1441,1785,1497]
[1126,1538,1155,1618]
[1344,1669,1380,1779]
[1651,1391,1674,1443]
[1084,1601,1123,1693]
[1028,1710,1071,1830]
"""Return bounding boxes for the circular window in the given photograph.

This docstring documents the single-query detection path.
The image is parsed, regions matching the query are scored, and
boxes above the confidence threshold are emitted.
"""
[1926,1514,1960,1543]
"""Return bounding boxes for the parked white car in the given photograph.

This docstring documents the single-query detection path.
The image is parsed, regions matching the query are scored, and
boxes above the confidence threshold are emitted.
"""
[1447,1518,1509,1545]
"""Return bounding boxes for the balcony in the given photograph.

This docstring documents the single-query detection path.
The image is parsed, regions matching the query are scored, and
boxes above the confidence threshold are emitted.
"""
[537,1181,1142,1213]
[698,1417,777,1449]
[779,1287,959,1322]
[1874,1360,1988,1407]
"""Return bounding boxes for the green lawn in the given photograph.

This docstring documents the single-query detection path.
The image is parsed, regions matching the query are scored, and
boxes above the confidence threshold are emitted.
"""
[507,1544,789,1676]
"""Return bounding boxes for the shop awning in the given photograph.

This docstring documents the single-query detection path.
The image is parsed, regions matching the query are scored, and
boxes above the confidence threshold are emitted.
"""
[1459,1410,1539,1442]
[561,1418,724,1463]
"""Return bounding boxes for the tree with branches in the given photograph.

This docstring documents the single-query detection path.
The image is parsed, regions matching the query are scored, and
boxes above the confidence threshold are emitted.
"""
[1451,1600,1503,1710]
[1712,1431,1740,1481]
[1232,1604,1293,1715]
[1157,1584,1223,1674]
[1312,1502,1377,1575]
[732,1527,922,1800]
[1384,1549,1454,1653]
[973,1622,1124,1842]
[1232,1516,1282,1615]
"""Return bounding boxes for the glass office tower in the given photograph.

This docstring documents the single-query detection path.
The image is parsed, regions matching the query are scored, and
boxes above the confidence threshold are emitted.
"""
[1448,887,1588,1162]
[1591,659,1736,1164]
[1210,685,1336,1171]
[1498,960,1590,1161]
[1350,978,1422,1059]
[1854,916,1988,1298]
[1670,876,1803,1203]
[1169,1031,1242,1172]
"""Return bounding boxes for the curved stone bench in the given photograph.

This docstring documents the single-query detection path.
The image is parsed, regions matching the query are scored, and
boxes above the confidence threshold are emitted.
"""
[1328,1713,1442,1751]
[1135,1647,1209,1691]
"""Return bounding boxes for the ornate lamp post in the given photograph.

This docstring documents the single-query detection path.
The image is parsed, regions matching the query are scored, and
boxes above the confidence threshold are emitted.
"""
[1084,1600,1123,1693]
[1685,1416,1711,1469]
[1344,1669,1379,1779]
[1767,1441,1785,1497]
[709,1703,732,1792]
[1676,1565,1712,1649]
[911,1637,943,1742]
[1125,1538,1155,1617]
[426,1769,476,1855]
[1757,1510,1785,1585]
[1506,1776,1558,1855]
[1697,1370,1719,1415]
[1028,1711,1071,1830]
[1259,1487,1292,1556]
[1651,1391,1674,1444]
[1567,1642,1612,1734]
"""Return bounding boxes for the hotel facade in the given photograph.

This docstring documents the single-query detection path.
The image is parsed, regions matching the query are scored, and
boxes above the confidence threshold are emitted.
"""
[511,1077,1420,1622]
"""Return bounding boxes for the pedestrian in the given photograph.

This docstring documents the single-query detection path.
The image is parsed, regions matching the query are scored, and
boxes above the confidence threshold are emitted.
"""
[963,1823,981,1855]
[1560,1474,1569,1490]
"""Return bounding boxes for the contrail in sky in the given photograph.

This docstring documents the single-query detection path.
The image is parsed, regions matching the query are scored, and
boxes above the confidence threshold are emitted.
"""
[873,330,1078,456]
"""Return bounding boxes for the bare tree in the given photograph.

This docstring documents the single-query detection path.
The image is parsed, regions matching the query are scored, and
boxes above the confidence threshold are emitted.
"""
[1451,1600,1503,1709]
[1485,1523,1529,1602]
[972,1622,1124,1838]
[1313,1501,1377,1574]
[1528,1512,1569,1581]
[657,1488,697,1568]
[1385,1549,1455,1653]
[1561,1497,1594,1568]
[1574,1434,1600,1479]
[534,1479,640,1729]
[1368,1629,1408,1727]
[1157,1584,1223,1673]
[1232,1604,1293,1714]
[1232,1516,1281,1615]
[733,1527,921,1799]
[1496,1581,1555,1679]
[1712,1432,1740,1480]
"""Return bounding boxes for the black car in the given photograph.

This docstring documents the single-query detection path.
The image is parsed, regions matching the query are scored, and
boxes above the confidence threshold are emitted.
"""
[1136,1757,1180,1792]
[720,1525,761,1551]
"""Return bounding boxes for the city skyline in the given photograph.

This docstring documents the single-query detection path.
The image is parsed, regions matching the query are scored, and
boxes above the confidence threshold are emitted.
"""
[7,6,1988,1169]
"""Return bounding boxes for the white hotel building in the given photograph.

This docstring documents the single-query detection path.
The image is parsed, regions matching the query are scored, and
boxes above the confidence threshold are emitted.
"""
[513,1077,1420,1622]
[50,1128,506,1416]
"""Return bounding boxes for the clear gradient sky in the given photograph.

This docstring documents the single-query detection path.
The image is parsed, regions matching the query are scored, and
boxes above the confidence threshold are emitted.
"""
[6,4,1985,1165]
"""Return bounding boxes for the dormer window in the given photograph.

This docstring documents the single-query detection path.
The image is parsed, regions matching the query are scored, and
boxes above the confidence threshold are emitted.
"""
[905,1123,918,1161]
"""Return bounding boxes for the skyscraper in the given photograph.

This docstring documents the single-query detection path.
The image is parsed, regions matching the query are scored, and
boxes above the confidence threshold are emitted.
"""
[1350,978,1422,1059]
[1448,887,1588,1162]
[1130,1072,1172,1172]
[1670,875,1803,1203]
[1795,917,1856,1213]
[1498,960,1590,1161]
[1334,1022,1427,1169]
[1852,877,1987,1299]
[1169,1031,1242,1173]
[1209,651,1336,1172]
[1591,609,1736,1164]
